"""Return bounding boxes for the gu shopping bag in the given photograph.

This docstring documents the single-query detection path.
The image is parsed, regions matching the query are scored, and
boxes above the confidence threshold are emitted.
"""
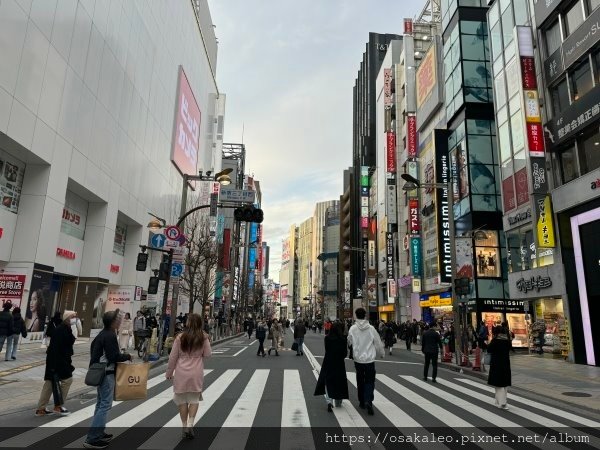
[114,362,150,401]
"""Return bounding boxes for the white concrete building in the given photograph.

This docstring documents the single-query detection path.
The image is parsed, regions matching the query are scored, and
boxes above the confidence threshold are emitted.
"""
[0,0,223,336]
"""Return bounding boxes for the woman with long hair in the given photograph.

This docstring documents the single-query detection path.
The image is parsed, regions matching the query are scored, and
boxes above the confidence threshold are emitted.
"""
[26,289,47,332]
[166,313,212,440]
[314,321,349,411]
[487,325,512,409]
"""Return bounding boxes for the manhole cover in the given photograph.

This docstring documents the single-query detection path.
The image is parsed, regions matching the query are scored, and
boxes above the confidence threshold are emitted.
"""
[562,392,592,397]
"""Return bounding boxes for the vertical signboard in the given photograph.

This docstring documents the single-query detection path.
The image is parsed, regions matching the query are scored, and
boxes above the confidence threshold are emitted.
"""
[386,233,395,304]
[407,115,417,158]
[409,199,420,235]
[435,130,452,283]
[384,68,393,109]
[410,237,421,277]
[344,271,351,304]
[536,196,556,248]
[360,166,369,228]
[404,18,413,35]
[386,132,396,173]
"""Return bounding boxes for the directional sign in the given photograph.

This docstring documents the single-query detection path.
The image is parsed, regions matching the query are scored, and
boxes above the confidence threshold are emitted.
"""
[165,226,182,241]
[171,263,184,278]
[150,234,166,248]
[218,189,256,203]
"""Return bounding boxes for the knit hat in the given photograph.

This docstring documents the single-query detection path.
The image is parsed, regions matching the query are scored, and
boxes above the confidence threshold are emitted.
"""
[63,310,76,321]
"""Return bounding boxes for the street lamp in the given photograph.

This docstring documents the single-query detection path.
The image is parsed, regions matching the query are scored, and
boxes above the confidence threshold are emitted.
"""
[342,241,366,252]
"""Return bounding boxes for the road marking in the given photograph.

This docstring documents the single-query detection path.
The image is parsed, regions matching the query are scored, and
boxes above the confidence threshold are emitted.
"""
[281,370,310,427]
[232,346,249,357]
[455,377,600,428]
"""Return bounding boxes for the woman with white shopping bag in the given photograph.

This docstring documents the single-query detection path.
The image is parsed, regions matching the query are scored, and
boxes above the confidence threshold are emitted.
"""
[166,314,212,441]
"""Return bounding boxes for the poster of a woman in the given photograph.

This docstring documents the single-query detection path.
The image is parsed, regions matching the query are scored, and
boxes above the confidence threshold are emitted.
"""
[25,289,48,332]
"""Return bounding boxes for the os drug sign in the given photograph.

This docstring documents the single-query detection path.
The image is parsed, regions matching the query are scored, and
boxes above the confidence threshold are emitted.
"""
[171,66,201,176]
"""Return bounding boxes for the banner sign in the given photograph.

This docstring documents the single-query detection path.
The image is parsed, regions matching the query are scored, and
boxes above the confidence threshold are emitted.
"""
[410,237,421,277]
[384,68,393,109]
[536,196,555,248]
[368,241,376,271]
[386,132,396,172]
[361,166,369,229]
[404,18,413,35]
[409,199,420,235]
[435,130,451,283]
[0,274,26,306]
[407,115,417,158]
[344,271,351,304]
[386,233,394,281]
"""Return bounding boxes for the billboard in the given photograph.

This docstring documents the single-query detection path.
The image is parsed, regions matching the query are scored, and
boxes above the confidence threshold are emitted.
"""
[386,132,396,173]
[416,37,443,130]
[435,130,452,283]
[407,115,417,158]
[171,66,201,177]
[417,43,436,108]
[281,238,291,266]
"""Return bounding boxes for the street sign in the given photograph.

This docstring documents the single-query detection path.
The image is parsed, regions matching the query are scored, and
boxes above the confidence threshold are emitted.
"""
[219,189,256,203]
[210,193,218,216]
[171,263,184,277]
[176,234,187,246]
[165,226,182,241]
[150,234,166,248]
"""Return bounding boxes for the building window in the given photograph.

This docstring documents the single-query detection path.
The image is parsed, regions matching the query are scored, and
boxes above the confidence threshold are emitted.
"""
[578,127,600,174]
[588,0,600,13]
[593,49,600,84]
[550,78,570,116]
[569,60,594,101]
[476,231,501,277]
[565,0,584,36]
[558,144,579,183]
[501,6,514,46]
[0,150,25,214]
[544,19,562,56]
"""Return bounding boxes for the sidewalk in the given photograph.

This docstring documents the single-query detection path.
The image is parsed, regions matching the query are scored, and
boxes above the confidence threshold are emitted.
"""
[0,333,243,416]
[407,346,600,412]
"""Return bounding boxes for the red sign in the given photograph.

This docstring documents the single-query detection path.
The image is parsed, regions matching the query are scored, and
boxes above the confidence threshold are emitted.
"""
[171,66,201,176]
[407,116,417,158]
[110,265,120,274]
[62,207,81,225]
[56,248,76,259]
[515,168,529,206]
[409,199,420,234]
[0,228,3,239]
[386,132,396,173]
[0,274,26,305]
[404,18,413,34]
[526,122,545,157]
[502,176,516,212]
[520,56,537,89]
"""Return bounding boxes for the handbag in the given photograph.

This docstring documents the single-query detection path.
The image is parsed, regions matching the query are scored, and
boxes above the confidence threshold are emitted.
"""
[484,351,492,365]
[85,362,107,386]
[291,341,298,352]
[114,362,150,401]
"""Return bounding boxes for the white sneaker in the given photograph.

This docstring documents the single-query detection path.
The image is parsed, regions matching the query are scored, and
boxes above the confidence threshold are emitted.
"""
[500,404,509,410]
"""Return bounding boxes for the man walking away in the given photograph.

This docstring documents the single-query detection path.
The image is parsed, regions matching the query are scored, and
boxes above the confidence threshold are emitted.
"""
[0,302,14,359]
[7,307,26,360]
[293,319,306,356]
[421,324,442,382]
[132,311,146,351]
[255,319,267,357]
[347,308,384,416]
[247,318,254,339]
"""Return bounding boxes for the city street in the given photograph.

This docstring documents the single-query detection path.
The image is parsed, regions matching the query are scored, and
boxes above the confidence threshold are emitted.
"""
[0,332,598,449]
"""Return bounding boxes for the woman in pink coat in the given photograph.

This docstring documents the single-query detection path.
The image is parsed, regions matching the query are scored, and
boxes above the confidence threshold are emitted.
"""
[166,313,212,440]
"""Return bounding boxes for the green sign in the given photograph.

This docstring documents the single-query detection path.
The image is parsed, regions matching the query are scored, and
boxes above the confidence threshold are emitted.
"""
[411,237,421,277]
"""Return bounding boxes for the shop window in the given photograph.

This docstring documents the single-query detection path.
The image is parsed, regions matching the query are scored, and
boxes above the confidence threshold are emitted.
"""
[506,230,520,273]
[467,119,492,135]
[470,163,497,197]
[565,0,585,36]
[499,122,511,163]
[0,150,25,214]
[569,60,594,101]
[462,34,486,61]
[578,127,600,174]
[544,19,562,56]
[476,231,501,277]
[490,22,503,62]
[113,221,128,256]
[588,0,600,13]
[550,78,570,116]
[510,111,525,153]
[558,144,579,183]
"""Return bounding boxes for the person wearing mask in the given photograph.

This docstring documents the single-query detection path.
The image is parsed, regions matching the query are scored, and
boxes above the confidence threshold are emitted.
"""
[255,319,267,357]
[83,310,131,449]
[118,313,133,351]
[268,319,282,356]
[347,308,384,415]
[132,311,146,350]
[421,324,443,382]
[314,321,349,412]
[293,319,307,356]
[487,325,512,410]
[35,311,77,416]
[0,302,14,358]
[166,313,212,440]
[7,307,26,360]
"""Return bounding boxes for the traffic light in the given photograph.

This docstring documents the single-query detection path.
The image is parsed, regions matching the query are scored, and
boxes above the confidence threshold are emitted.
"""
[234,206,264,223]
[158,255,170,280]
[148,276,159,294]
[454,277,470,296]
[136,252,148,271]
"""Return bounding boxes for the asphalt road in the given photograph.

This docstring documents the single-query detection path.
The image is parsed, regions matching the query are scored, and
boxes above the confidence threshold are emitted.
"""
[0,329,599,450]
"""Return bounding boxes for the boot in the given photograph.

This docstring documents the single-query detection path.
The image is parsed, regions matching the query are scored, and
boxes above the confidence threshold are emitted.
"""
[268,348,272,355]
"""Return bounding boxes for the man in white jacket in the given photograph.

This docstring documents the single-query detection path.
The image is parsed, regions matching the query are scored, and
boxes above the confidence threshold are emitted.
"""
[347,307,384,415]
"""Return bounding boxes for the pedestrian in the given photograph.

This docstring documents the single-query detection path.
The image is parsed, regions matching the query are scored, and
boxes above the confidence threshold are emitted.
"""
[7,307,26,360]
[83,310,132,449]
[412,319,419,344]
[421,324,442,382]
[255,319,267,357]
[247,318,254,339]
[293,318,306,356]
[444,325,456,354]
[347,308,384,415]
[467,324,476,352]
[403,320,414,351]
[314,321,349,412]
[118,313,133,351]
[132,311,146,350]
[70,313,83,340]
[383,322,395,355]
[35,310,77,417]
[477,321,488,350]
[0,301,14,359]
[324,319,332,335]
[166,313,212,440]
[268,319,282,356]
[487,325,512,410]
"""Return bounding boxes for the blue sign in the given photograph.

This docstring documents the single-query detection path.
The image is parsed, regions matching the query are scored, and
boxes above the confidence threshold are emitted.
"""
[151,234,166,248]
[171,263,184,277]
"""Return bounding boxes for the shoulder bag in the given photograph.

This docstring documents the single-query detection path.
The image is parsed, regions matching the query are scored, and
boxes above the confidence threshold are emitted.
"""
[85,362,107,386]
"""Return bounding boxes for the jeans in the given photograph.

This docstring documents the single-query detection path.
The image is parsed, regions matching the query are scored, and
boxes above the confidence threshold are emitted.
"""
[424,352,438,380]
[354,362,375,406]
[6,334,19,359]
[0,335,7,356]
[405,339,411,351]
[86,373,115,443]
[257,339,265,355]
[295,337,304,354]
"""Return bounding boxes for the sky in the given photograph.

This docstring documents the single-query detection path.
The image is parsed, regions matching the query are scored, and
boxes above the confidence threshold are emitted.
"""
[208,1,423,280]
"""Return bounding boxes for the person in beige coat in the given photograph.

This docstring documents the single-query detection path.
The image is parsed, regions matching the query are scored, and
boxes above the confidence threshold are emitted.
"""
[118,313,133,350]
[268,319,282,356]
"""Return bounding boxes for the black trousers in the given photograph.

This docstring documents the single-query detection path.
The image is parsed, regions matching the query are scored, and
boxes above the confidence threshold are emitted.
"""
[354,362,376,405]
[257,339,265,355]
[424,352,438,379]
[405,339,411,350]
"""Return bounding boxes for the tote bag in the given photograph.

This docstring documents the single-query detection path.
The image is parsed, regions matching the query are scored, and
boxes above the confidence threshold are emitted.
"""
[114,362,150,401]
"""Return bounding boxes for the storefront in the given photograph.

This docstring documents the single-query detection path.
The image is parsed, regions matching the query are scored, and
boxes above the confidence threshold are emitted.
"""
[420,291,453,326]
[466,298,529,349]
[378,304,395,322]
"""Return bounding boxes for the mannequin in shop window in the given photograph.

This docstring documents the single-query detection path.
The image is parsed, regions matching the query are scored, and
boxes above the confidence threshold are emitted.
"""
[478,251,487,275]
[487,252,496,275]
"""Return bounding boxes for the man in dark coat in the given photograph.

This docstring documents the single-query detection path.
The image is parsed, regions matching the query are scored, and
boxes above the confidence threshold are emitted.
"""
[0,301,14,359]
[7,307,26,360]
[247,318,254,339]
[403,320,414,350]
[293,319,307,356]
[421,324,442,382]
[314,321,349,411]
[487,325,512,410]
[35,310,76,416]
[255,319,267,357]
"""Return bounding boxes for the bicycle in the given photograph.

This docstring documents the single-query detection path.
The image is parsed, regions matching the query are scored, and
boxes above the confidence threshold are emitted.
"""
[136,328,152,361]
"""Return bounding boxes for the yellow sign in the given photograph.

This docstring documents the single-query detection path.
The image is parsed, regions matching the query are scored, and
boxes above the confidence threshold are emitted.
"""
[416,43,437,108]
[378,305,395,312]
[537,196,555,248]
[524,90,541,123]
[412,278,421,293]
[420,295,452,308]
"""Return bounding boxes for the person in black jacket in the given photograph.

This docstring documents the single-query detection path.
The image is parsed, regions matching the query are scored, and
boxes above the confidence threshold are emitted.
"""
[314,321,349,411]
[35,310,76,416]
[0,301,14,358]
[255,319,267,357]
[293,319,307,356]
[487,325,512,410]
[421,324,442,382]
[7,307,26,360]
[84,309,131,449]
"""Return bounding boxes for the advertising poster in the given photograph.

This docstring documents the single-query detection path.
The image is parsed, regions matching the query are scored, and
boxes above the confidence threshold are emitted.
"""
[455,238,474,279]
[0,150,25,214]
[0,274,26,308]
[61,191,88,240]
[483,312,503,340]
[502,176,516,212]
[106,287,136,318]
[113,222,127,256]
[25,268,55,333]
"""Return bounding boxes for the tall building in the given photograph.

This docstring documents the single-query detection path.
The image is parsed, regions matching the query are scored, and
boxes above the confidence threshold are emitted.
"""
[319,203,340,320]
[0,0,222,337]
[339,168,353,319]
[279,224,297,320]
[297,217,314,319]
[312,200,339,312]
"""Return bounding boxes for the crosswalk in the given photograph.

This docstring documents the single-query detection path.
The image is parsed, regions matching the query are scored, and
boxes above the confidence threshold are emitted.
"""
[1,356,599,449]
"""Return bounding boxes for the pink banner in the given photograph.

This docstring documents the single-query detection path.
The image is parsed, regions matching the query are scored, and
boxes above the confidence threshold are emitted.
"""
[171,67,201,176]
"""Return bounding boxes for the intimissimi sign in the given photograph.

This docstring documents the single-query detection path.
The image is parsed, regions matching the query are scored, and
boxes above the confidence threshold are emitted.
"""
[435,130,451,283]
